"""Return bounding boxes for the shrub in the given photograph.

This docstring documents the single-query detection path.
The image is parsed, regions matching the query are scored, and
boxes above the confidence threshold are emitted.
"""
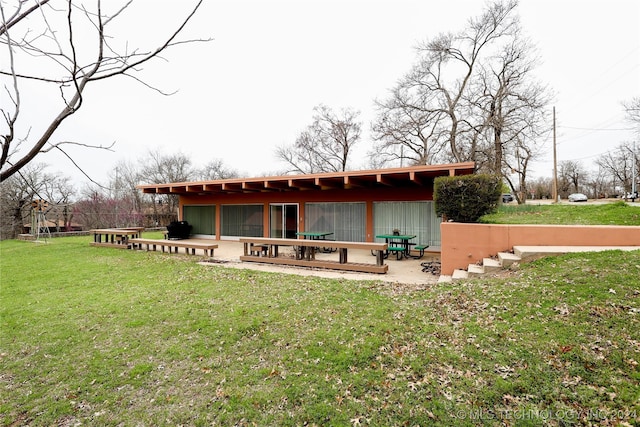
[434,174,502,222]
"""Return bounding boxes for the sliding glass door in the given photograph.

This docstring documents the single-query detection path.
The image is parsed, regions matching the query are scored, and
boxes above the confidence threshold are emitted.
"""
[270,204,298,239]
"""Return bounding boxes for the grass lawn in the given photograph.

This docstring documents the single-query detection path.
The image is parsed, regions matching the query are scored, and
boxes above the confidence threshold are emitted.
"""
[1,216,639,425]
[480,201,640,226]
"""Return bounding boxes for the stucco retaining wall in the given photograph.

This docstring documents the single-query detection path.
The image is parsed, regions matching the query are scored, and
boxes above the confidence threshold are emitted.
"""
[440,223,640,275]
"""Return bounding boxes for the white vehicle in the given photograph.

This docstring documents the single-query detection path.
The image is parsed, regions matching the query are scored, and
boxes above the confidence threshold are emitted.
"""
[568,193,588,202]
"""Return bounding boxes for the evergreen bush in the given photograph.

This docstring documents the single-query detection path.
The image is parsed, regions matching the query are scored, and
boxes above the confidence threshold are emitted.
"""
[434,174,502,222]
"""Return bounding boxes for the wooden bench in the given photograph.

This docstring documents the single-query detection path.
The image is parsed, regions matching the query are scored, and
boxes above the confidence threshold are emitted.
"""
[130,238,218,257]
[239,237,388,274]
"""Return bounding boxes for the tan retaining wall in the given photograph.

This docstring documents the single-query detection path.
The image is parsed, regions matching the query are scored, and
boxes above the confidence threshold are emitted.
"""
[440,223,640,275]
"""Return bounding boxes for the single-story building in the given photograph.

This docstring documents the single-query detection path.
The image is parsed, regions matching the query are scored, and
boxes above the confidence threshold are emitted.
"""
[137,162,475,247]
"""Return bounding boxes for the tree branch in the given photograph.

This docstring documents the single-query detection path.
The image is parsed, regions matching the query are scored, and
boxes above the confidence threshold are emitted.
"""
[53,145,111,190]
[0,0,51,36]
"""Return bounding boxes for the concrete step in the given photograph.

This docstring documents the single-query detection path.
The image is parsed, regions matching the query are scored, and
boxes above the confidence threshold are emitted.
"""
[446,246,639,282]
[451,269,469,281]
[438,275,452,283]
[482,257,502,271]
[498,252,521,267]
[467,264,485,277]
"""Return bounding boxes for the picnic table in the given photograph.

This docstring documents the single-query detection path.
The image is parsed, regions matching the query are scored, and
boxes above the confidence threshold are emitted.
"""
[296,231,334,240]
[90,228,143,248]
[239,237,389,274]
[375,234,417,260]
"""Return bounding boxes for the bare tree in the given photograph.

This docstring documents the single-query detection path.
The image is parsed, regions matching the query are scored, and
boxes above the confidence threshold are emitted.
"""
[558,160,587,197]
[371,81,448,167]
[473,31,550,178]
[596,142,638,196]
[503,135,539,203]
[139,150,195,218]
[586,166,613,199]
[141,150,195,185]
[623,97,640,124]
[529,176,552,200]
[372,1,520,166]
[72,186,139,230]
[0,163,75,238]
[276,104,361,174]
[197,159,239,180]
[0,0,207,183]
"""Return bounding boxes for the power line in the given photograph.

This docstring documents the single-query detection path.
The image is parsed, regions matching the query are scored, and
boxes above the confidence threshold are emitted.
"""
[559,126,634,131]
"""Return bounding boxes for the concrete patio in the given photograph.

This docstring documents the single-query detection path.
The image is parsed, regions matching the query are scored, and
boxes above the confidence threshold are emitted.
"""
[186,239,442,285]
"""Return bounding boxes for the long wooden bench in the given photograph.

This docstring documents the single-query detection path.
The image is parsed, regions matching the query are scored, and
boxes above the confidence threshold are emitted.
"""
[239,237,388,274]
[130,238,218,257]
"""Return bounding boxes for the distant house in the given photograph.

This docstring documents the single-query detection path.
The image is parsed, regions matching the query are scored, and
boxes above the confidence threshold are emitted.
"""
[137,163,475,247]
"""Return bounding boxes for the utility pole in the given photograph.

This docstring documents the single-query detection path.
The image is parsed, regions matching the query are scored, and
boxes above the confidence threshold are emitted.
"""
[114,166,119,228]
[632,139,637,202]
[552,106,558,202]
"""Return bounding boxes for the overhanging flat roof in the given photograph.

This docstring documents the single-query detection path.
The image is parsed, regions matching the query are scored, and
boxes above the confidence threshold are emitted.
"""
[137,162,475,195]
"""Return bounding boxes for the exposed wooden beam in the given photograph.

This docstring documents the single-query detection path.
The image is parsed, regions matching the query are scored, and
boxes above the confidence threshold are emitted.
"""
[186,184,204,193]
[376,174,392,186]
[344,176,367,188]
[221,183,244,193]
[170,185,187,193]
[409,171,429,186]
[315,177,343,190]
[242,181,265,192]
[289,178,317,190]
[264,180,289,191]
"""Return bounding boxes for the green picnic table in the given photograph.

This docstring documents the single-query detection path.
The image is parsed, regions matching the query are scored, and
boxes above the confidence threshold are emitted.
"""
[375,234,416,259]
[296,231,334,240]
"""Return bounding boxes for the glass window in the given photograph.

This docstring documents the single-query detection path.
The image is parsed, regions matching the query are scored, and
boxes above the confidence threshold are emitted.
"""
[373,201,441,246]
[183,205,215,235]
[305,202,365,241]
[221,204,263,237]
